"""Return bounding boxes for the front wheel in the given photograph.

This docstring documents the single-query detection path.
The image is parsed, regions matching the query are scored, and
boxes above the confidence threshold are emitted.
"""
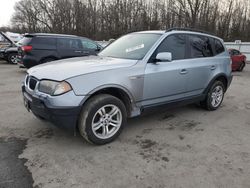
[201,81,225,111]
[78,94,127,145]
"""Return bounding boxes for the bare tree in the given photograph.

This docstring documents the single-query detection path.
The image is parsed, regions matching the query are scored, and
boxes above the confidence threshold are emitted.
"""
[10,0,250,41]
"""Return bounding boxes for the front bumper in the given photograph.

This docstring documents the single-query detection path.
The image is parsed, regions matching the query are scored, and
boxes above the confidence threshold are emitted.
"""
[0,50,5,59]
[22,85,81,131]
[0,52,3,59]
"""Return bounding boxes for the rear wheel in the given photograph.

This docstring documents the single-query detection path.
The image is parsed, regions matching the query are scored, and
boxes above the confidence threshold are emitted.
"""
[201,81,225,111]
[7,53,18,64]
[78,94,127,145]
[238,62,245,72]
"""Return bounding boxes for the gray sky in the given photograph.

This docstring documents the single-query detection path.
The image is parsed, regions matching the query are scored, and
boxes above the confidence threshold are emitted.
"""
[0,0,20,27]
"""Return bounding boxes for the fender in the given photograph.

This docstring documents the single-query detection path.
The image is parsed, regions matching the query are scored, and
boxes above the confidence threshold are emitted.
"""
[203,73,230,95]
[79,84,136,106]
[5,47,18,54]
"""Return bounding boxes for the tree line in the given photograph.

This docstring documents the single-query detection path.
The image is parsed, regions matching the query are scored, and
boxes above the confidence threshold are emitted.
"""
[2,0,250,41]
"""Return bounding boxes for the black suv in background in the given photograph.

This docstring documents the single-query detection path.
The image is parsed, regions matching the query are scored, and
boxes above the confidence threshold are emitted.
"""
[18,33,102,68]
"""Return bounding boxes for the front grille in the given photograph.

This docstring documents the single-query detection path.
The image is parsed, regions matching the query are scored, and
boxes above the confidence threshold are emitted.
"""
[29,78,37,90]
[25,76,29,85]
[26,76,38,91]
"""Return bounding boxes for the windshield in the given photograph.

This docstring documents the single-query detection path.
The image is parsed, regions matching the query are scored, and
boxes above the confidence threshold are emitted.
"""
[99,33,161,60]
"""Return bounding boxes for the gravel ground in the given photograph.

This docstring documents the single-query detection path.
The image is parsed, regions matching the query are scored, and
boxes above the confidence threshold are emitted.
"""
[0,61,250,188]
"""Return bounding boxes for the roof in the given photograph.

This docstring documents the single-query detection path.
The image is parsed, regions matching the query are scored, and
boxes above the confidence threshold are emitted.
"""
[134,28,223,41]
[135,30,165,34]
[24,33,77,38]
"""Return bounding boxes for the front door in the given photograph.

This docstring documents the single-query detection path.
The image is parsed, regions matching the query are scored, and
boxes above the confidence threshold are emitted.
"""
[142,34,189,107]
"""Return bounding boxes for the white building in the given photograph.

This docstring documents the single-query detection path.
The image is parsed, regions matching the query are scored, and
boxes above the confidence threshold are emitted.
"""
[225,41,250,61]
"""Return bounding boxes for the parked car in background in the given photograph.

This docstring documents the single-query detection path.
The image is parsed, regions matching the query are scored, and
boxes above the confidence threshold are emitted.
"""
[97,39,115,48]
[4,32,23,42]
[228,49,246,71]
[22,28,232,145]
[96,41,110,48]
[18,33,103,68]
[0,32,19,64]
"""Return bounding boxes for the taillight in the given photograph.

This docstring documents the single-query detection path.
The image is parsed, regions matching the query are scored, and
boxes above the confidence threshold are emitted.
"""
[21,46,33,52]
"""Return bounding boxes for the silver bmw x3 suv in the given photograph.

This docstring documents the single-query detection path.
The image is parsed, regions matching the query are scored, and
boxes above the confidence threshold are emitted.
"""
[22,28,233,145]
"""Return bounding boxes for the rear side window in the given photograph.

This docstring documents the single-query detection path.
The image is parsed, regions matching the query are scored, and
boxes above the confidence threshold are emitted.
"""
[57,38,82,50]
[156,34,186,60]
[214,39,225,55]
[32,37,56,49]
[81,39,98,50]
[189,35,213,58]
[232,50,240,55]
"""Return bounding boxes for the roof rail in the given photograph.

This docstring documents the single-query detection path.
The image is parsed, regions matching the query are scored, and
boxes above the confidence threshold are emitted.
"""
[166,27,213,35]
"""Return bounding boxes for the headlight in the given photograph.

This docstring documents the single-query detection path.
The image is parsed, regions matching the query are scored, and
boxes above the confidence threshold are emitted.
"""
[38,80,72,96]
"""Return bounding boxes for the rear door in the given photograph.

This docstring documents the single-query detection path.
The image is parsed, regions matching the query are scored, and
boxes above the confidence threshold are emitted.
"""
[185,34,215,97]
[57,37,83,59]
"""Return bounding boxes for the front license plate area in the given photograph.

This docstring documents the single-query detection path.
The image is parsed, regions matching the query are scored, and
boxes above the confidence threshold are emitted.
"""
[23,92,32,112]
[23,96,30,112]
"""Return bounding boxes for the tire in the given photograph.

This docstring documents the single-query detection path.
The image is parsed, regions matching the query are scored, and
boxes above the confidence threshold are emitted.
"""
[78,94,127,145]
[201,80,225,111]
[7,53,18,64]
[238,62,245,72]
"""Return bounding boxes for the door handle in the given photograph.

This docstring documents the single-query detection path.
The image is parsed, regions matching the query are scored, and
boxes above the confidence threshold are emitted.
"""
[210,65,216,70]
[180,69,188,74]
[82,51,90,55]
[75,50,82,53]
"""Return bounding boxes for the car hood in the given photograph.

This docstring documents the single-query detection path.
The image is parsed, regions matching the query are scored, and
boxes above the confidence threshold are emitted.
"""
[27,56,138,80]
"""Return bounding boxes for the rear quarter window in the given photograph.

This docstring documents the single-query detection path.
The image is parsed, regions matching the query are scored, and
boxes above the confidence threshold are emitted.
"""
[214,39,225,55]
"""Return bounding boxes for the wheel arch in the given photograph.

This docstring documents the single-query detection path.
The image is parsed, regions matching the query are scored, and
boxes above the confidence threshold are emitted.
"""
[204,73,229,94]
[80,85,136,117]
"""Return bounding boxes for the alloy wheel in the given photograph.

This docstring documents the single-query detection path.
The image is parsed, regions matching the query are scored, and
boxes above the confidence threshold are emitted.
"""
[211,85,224,108]
[91,104,122,140]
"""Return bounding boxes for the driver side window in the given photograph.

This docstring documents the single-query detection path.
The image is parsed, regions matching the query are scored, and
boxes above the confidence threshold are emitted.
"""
[153,34,186,61]
[81,39,98,50]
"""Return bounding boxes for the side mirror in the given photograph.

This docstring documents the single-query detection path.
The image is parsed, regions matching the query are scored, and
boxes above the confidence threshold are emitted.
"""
[96,46,102,52]
[156,52,172,62]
